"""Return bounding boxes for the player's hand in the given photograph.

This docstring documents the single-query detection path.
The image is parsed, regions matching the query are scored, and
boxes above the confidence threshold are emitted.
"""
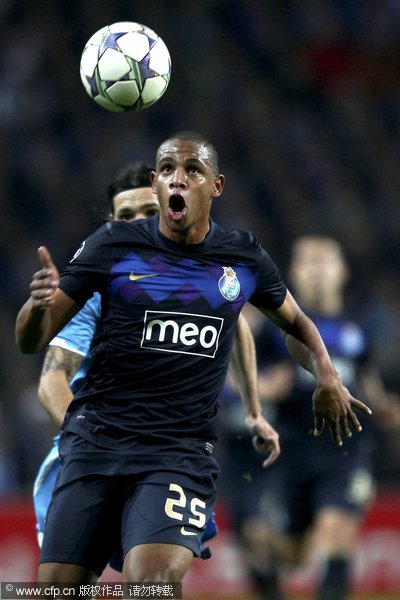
[245,414,280,468]
[29,246,60,309]
[312,373,372,446]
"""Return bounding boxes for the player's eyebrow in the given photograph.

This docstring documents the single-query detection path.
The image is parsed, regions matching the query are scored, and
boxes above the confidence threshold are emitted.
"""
[185,157,206,168]
[158,156,174,165]
[116,206,135,213]
[158,156,207,168]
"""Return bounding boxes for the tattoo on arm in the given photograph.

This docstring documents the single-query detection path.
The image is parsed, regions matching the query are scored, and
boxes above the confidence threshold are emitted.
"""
[41,347,84,383]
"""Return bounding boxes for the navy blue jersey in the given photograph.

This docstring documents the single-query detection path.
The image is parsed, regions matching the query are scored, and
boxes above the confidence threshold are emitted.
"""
[59,216,287,452]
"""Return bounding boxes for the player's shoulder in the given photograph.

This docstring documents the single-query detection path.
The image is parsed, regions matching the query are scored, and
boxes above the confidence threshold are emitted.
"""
[71,218,157,262]
[84,217,154,241]
[104,216,156,237]
[215,224,275,265]
[215,222,259,249]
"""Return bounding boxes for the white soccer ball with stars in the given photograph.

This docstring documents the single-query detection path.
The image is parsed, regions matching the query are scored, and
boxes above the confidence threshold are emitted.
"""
[80,21,171,112]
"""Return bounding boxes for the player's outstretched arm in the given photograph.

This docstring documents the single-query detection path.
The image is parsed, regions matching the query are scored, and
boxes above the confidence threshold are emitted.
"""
[15,247,79,354]
[39,346,83,427]
[229,314,280,468]
[260,291,372,447]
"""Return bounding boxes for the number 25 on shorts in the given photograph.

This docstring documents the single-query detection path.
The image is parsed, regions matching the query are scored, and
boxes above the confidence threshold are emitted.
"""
[164,483,206,531]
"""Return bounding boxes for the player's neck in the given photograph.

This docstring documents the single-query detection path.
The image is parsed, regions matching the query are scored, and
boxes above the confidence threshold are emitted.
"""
[159,219,210,245]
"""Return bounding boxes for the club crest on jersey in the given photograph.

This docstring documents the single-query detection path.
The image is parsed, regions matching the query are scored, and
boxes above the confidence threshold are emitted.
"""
[218,266,240,301]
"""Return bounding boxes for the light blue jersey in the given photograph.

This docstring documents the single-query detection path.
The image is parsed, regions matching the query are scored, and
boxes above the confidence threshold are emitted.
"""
[33,293,100,541]
[33,292,217,560]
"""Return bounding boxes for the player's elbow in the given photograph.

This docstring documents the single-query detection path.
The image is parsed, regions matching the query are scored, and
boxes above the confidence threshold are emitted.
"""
[15,336,44,354]
[15,319,46,353]
[17,334,49,354]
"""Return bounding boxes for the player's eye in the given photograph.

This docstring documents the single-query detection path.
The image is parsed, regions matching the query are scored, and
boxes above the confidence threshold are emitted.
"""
[146,209,159,217]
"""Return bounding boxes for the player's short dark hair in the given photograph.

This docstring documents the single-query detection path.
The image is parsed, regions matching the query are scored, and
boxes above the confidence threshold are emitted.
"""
[156,131,219,175]
[107,162,154,213]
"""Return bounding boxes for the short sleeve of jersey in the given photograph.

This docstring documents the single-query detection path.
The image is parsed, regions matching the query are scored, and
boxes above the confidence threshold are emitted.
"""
[249,238,287,310]
[49,293,101,356]
[59,224,112,307]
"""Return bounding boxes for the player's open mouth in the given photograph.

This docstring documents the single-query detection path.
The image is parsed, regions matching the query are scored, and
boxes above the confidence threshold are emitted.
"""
[168,194,187,221]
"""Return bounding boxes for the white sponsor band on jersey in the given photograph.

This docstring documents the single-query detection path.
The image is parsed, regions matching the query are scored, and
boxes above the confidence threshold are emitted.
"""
[141,310,224,358]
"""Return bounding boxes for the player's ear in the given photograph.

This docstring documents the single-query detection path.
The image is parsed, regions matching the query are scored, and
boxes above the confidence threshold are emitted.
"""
[212,174,225,198]
[108,213,115,222]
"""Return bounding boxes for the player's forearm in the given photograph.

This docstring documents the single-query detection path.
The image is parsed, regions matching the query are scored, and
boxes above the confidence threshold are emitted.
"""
[39,372,73,427]
[16,289,79,354]
[281,311,339,385]
[15,299,54,354]
[38,346,83,426]
[229,317,261,419]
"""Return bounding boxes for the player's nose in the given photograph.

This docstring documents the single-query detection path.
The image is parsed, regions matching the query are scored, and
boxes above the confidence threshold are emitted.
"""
[169,166,186,189]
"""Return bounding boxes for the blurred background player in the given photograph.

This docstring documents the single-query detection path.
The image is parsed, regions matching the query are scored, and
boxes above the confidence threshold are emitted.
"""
[218,235,400,600]
[33,160,277,566]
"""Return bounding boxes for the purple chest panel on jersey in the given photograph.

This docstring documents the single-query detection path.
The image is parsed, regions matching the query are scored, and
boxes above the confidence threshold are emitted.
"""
[109,251,257,312]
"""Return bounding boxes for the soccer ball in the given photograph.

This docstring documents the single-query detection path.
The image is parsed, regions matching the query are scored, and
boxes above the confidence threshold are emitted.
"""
[80,21,171,112]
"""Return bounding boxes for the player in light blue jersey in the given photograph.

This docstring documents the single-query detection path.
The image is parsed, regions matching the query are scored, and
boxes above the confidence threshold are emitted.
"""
[33,293,100,545]
[33,161,277,568]
[33,163,160,564]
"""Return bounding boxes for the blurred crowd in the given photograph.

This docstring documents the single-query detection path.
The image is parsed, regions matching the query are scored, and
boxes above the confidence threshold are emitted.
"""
[1,0,400,496]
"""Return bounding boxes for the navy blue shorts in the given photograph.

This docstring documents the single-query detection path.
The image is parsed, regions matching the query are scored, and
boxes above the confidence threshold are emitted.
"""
[40,433,219,575]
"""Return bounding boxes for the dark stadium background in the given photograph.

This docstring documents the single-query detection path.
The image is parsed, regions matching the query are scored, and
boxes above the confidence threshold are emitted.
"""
[0,1,399,597]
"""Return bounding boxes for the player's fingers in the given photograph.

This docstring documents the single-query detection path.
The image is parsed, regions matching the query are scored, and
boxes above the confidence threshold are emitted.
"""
[38,246,54,270]
[29,278,57,299]
[262,451,278,469]
[252,435,267,454]
[30,287,53,298]
[31,297,55,308]
[347,409,362,432]
[252,436,280,468]
[253,434,277,452]
[30,287,56,307]
[340,416,352,438]
[36,247,59,289]
[313,414,325,437]
[29,273,46,287]
[329,421,343,446]
[350,397,372,416]
[29,270,54,288]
